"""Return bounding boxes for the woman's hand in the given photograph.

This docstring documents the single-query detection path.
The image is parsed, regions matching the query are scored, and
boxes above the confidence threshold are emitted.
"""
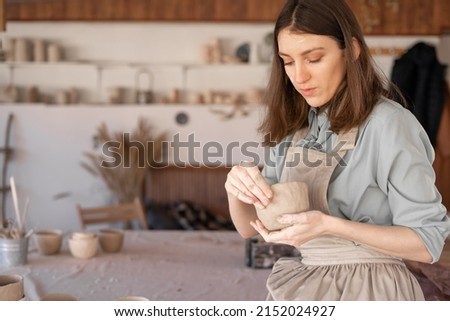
[250,210,329,247]
[224,162,273,210]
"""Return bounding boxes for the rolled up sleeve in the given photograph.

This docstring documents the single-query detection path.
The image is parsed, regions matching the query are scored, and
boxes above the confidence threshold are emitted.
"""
[377,110,450,262]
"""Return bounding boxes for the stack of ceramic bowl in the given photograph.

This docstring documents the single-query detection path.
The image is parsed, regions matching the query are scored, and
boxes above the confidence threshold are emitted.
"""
[68,232,98,259]
[99,229,124,253]
[33,229,63,255]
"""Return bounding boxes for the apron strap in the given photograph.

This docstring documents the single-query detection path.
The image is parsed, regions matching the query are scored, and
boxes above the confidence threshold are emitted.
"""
[333,127,358,152]
[292,127,309,143]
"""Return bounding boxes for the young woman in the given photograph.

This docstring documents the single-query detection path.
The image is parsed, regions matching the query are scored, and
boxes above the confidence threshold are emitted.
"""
[225,0,450,300]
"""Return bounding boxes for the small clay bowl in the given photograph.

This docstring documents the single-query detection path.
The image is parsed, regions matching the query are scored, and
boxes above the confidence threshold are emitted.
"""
[99,229,124,253]
[33,229,63,255]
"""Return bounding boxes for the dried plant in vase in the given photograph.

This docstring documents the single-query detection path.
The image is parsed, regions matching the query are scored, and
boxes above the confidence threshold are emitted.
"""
[80,117,167,204]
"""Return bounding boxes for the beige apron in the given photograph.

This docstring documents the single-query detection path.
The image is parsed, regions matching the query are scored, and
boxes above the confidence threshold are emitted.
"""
[266,127,425,301]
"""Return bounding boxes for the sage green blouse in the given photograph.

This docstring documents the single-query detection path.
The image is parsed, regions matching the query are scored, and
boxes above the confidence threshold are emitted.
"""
[262,98,450,263]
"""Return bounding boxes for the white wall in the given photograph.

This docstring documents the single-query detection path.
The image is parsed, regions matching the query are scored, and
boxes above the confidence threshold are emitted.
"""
[0,22,446,231]
[0,104,265,231]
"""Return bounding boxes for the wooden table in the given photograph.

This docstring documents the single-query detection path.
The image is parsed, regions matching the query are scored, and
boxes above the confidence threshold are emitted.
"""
[0,231,271,301]
[2,231,448,301]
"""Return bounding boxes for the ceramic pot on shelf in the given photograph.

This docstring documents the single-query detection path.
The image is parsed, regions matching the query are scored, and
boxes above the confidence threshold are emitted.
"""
[32,39,46,62]
[47,43,61,63]
[14,38,30,62]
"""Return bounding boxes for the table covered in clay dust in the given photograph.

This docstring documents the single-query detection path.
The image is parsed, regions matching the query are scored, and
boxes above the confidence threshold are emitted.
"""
[0,230,271,301]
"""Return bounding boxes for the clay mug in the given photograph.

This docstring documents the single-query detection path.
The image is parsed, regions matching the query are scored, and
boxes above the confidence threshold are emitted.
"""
[4,38,15,62]
[55,90,69,105]
[14,38,30,62]
[67,87,80,104]
[25,86,40,103]
[47,43,61,62]
[33,39,46,62]
[108,87,124,104]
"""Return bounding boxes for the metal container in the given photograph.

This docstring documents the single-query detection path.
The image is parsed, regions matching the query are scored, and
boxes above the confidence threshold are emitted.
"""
[0,237,29,267]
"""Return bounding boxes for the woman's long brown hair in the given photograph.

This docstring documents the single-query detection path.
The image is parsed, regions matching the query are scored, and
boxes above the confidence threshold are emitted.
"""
[260,0,406,146]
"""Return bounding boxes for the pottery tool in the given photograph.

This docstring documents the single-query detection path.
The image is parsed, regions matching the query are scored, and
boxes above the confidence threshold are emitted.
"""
[9,176,23,234]
[20,197,30,236]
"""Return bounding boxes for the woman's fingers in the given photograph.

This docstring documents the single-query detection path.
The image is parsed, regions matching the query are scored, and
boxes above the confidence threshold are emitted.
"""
[225,164,273,209]
[245,165,273,200]
[250,219,283,243]
[224,180,257,205]
[251,212,325,246]
[253,224,293,245]
[235,165,272,207]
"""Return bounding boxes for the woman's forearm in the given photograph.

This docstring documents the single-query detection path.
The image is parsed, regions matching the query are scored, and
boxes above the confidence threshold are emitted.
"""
[328,215,433,263]
[227,193,259,238]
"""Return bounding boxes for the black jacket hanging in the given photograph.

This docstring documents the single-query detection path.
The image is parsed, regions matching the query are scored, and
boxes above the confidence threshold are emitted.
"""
[391,42,447,147]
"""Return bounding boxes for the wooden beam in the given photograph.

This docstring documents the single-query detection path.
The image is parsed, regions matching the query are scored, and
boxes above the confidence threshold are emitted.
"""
[6,0,285,22]
[0,0,6,31]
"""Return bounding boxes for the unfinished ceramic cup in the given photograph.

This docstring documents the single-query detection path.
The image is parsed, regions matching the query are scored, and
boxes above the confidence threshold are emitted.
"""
[99,229,124,253]
[68,233,98,259]
[0,274,24,301]
[255,181,309,231]
[33,229,63,255]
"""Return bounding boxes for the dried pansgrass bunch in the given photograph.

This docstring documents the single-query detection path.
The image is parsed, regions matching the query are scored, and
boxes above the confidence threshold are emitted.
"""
[81,117,167,203]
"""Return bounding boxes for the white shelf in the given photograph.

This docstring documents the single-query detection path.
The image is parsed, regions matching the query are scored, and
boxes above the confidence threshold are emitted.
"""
[0,61,270,69]
[0,102,264,109]
[0,60,269,105]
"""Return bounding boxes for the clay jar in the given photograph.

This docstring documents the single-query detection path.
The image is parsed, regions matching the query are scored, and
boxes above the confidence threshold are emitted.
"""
[99,229,124,253]
[33,229,63,255]
[255,181,309,231]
